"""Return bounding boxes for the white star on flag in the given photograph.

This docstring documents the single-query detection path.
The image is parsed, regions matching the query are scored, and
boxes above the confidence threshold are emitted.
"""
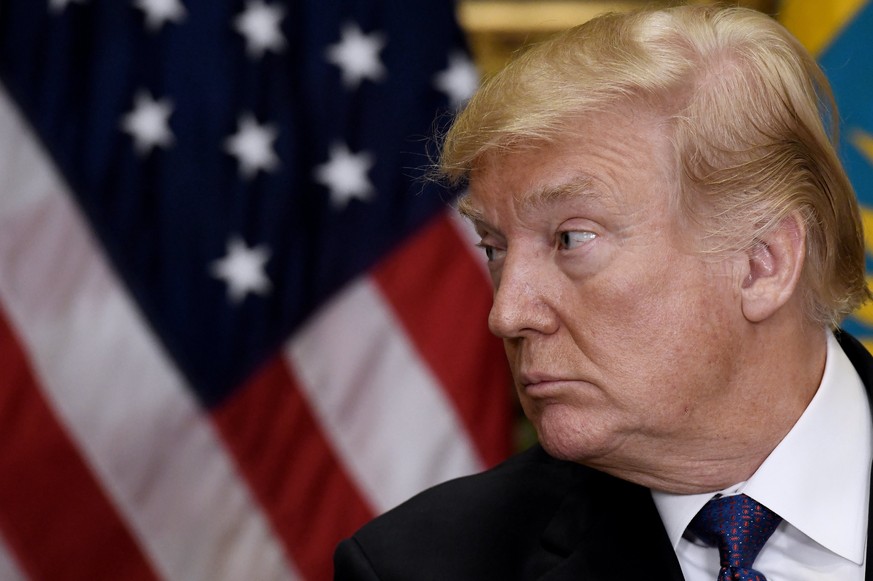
[326,23,387,89]
[49,0,88,13]
[120,90,175,155]
[234,0,286,59]
[313,143,376,209]
[133,0,187,31]
[210,236,273,303]
[434,51,479,108]
[224,113,280,179]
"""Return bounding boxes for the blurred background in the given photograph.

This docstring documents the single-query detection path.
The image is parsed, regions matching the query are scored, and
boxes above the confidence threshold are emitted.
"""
[0,1,869,580]
[459,0,776,75]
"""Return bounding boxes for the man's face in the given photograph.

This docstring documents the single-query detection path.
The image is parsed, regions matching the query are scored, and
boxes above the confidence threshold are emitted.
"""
[465,108,748,478]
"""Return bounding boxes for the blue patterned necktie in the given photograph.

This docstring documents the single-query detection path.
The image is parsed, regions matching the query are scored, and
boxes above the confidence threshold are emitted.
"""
[687,494,782,581]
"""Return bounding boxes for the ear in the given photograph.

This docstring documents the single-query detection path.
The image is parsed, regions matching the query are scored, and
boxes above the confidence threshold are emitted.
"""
[739,213,806,323]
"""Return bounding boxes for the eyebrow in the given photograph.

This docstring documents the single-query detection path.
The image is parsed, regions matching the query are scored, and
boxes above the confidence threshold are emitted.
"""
[456,194,481,222]
[519,176,601,213]
[456,175,602,223]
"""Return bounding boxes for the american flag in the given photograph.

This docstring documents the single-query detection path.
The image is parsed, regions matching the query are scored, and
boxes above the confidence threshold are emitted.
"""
[0,1,513,579]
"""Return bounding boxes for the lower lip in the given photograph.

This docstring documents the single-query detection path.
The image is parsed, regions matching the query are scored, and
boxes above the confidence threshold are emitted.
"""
[521,380,581,397]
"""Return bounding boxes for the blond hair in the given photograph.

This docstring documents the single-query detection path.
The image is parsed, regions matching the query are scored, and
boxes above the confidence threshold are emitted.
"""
[442,5,869,327]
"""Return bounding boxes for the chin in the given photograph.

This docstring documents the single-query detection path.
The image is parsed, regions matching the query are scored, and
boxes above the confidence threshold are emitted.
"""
[532,406,616,465]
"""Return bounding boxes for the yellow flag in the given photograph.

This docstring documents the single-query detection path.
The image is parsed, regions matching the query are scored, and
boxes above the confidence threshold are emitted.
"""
[781,0,867,56]
[783,1,873,345]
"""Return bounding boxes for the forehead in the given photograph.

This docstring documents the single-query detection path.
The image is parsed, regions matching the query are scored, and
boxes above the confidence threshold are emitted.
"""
[461,107,678,222]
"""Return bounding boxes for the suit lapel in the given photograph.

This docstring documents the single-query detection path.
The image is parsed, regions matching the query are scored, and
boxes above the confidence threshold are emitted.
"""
[834,331,873,580]
[535,468,685,580]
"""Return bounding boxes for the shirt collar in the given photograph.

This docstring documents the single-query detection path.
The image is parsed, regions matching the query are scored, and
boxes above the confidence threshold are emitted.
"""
[652,331,872,564]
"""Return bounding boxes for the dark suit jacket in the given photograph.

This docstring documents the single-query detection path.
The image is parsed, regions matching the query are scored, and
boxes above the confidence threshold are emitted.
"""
[334,331,873,580]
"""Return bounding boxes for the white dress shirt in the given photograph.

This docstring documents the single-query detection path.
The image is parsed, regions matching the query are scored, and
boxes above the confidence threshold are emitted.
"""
[652,331,873,580]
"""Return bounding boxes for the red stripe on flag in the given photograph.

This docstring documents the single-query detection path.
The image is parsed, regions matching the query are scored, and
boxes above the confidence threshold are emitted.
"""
[0,307,158,581]
[212,355,374,581]
[372,212,514,467]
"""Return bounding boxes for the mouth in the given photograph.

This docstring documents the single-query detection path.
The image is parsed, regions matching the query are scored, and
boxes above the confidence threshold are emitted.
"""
[517,368,599,400]
[518,371,577,393]
[519,366,582,385]
[519,371,561,388]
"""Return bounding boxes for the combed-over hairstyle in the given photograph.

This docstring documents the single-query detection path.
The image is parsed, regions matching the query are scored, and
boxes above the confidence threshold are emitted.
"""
[442,5,869,327]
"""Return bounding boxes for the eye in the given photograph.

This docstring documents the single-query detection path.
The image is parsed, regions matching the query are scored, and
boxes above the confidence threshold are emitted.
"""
[476,243,505,262]
[558,230,596,250]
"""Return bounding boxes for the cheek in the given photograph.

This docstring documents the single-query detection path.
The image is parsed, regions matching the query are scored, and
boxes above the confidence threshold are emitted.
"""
[565,259,674,342]
[570,258,738,399]
[602,251,734,332]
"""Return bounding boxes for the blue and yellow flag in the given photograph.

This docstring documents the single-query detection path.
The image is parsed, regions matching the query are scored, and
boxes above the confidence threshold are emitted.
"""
[783,0,873,345]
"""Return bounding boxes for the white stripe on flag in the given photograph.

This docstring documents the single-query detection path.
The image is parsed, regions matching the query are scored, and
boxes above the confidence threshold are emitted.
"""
[0,532,26,581]
[0,87,299,581]
[286,277,483,514]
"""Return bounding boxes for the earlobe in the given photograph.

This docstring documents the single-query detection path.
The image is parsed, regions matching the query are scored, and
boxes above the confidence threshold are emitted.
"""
[739,213,806,323]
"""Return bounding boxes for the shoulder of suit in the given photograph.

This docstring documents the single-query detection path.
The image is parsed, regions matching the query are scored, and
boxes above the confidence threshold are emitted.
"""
[834,329,873,392]
[339,445,607,579]
[351,445,600,543]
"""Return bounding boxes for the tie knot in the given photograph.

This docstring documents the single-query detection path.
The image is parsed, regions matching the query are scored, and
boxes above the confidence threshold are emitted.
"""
[688,494,782,577]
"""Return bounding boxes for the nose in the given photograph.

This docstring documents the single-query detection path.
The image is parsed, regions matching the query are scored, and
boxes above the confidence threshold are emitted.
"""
[488,251,559,339]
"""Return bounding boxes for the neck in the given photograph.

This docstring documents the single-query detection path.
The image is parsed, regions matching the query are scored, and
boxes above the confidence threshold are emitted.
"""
[595,318,828,495]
